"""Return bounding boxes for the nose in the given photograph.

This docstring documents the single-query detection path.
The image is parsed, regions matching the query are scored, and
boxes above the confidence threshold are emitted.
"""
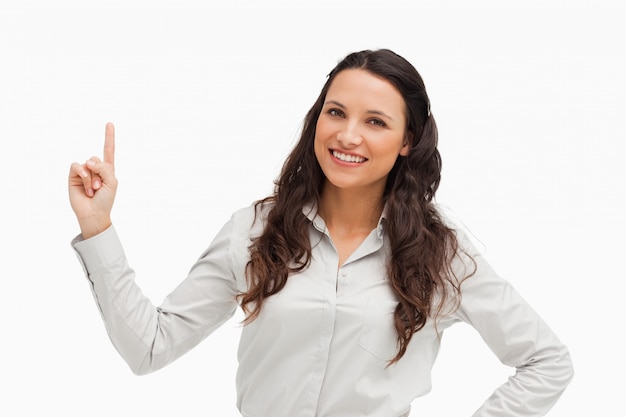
[336,123,362,148]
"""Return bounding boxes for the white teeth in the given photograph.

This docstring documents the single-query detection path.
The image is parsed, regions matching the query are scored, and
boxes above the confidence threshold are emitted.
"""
[332,150,366,163]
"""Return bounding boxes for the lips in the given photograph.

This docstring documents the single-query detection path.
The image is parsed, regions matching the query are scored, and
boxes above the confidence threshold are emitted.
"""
[331,149,367,163]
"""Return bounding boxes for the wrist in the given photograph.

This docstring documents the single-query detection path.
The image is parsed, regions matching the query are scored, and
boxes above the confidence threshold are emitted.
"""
[78,216,112,240]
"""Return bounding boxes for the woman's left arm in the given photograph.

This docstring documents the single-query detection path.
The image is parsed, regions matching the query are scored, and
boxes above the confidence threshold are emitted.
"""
[452,232,574,416]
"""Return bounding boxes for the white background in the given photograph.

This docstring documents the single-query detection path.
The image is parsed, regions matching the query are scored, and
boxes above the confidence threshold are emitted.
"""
[1,0,624,415]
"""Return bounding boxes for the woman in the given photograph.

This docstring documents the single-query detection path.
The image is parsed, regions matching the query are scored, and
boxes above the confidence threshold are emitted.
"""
[69,49,573,416]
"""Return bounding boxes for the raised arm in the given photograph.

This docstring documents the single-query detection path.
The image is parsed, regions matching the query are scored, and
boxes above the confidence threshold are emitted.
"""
[68,122,117,239]
[69,123,241,374]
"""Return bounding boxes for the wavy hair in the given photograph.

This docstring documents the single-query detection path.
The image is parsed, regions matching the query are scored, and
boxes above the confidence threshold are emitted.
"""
[240,49,474,364]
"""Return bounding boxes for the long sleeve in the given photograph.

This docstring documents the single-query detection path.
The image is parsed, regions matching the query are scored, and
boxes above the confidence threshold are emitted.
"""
[72,220,240,375]
[451,232,574,416]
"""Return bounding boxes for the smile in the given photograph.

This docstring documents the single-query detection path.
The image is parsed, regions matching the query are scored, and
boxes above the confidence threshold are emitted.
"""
[331,150,367,163]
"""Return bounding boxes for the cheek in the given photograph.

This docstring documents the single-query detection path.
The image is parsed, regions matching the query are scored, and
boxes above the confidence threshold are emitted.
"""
[314,120,330,155]
[315,118,331,141]
[313,131,325,164]
[373,138,406,162]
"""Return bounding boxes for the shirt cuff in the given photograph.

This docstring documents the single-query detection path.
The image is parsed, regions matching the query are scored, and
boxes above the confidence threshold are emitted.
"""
[71,225,125,275]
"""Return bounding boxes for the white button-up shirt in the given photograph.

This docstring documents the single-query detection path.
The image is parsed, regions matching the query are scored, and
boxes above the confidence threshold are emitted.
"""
[72,204,573,416]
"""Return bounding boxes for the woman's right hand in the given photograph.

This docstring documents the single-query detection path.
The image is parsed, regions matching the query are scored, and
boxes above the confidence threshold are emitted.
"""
[68,122,118,239]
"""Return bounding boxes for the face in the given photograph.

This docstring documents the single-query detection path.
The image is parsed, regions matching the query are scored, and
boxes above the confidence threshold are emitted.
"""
[314,69,409,196]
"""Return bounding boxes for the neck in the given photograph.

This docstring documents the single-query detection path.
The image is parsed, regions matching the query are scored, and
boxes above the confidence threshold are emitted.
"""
[318,183,384,234]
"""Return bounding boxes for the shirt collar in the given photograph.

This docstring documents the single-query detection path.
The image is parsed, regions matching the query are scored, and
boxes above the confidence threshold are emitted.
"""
[302,202,387,240]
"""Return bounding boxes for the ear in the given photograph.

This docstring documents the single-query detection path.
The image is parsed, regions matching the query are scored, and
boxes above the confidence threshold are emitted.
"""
[399,133,412,156]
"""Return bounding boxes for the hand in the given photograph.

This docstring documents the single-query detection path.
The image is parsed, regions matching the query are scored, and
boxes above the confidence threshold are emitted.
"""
[69,122,118,239]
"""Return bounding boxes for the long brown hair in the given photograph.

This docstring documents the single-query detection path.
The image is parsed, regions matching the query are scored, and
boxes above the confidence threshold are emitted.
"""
[240,49,474,363]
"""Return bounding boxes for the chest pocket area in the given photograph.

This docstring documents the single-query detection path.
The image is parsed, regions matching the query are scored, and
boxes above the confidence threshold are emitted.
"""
[358,296,400,361]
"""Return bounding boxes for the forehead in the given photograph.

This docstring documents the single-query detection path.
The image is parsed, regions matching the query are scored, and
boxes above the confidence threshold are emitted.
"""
[326,69,405,113]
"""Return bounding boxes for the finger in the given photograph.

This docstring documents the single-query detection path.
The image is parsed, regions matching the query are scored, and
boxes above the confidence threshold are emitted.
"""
[70,162,94,197]
[88,157,102,190]
[92,173,102,191]
[104,122,115,166]
[85,157,117,188]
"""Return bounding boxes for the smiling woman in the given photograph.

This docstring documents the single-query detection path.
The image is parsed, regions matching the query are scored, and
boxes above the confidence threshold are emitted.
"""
[68,49,573,417]
[314,69,410,198]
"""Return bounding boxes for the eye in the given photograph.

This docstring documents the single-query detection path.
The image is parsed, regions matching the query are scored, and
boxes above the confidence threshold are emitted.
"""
[328,108,345,118]
[367,118,386,127]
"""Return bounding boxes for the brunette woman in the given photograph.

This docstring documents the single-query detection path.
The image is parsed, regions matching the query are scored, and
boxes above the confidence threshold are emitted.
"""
[69,49,573,416]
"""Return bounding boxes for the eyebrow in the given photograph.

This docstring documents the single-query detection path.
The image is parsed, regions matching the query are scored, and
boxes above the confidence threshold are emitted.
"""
[324,100,395,121]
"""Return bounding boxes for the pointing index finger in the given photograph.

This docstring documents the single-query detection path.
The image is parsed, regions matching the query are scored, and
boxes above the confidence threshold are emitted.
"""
[104,122,115,166]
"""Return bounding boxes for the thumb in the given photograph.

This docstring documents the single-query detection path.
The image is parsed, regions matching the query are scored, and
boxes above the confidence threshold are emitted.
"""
[85,158,118,188]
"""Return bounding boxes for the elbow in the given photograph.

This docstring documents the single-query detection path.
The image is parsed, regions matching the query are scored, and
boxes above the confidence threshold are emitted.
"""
[518,343,574,397]
[129,363,153,376]
[537,343,575,395]
[559,346,575,388]
[125,351,164,376]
